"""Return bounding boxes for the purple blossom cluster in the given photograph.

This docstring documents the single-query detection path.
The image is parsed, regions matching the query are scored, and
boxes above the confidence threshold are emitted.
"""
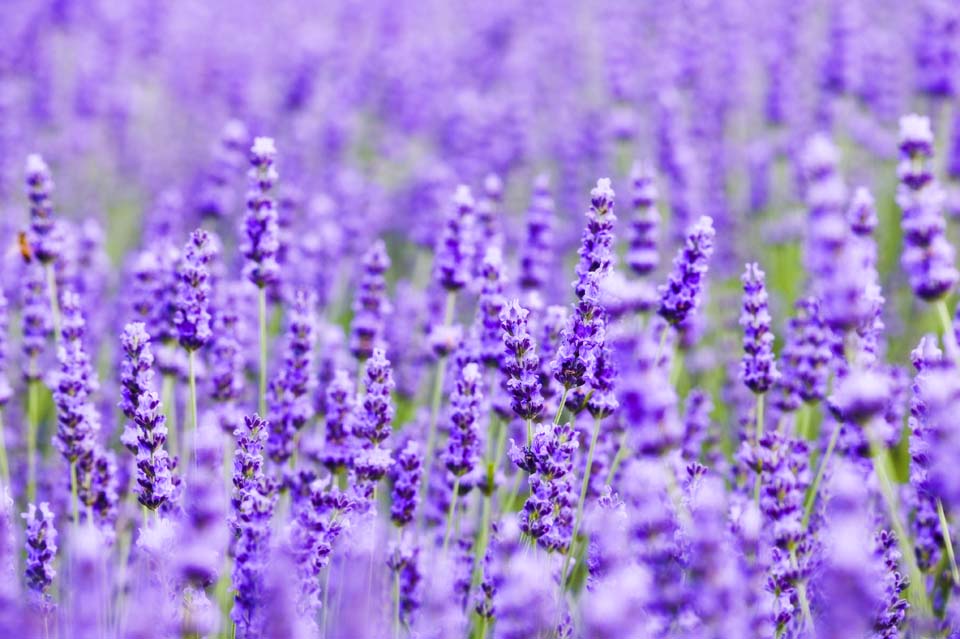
[0,4,959,638]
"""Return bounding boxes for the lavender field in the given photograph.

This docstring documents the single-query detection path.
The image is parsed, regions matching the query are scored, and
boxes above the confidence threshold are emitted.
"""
[2,1,960,638]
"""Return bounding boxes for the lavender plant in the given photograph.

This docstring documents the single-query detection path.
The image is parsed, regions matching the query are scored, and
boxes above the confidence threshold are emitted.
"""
[1,5,959,638]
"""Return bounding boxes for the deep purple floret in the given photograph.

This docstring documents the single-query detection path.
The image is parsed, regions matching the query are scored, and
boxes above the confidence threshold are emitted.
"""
[657,216,715,326]
[350,240,392,361]
[23,502,57,612]
[897,114,958,301]
[230,414,277,638]
[626,162,660,277]
[476,247,506,367]
[519,174,555,291]
[242,137,281,289]
[500,299,543,422]
[267,290,317,463]
[52,291,99,464]
[174,229,215,352]
[443,362,483,478]
[25,154,62,264]
[390,440,423,527]
[434,185,475,292]
[739,262,780,394]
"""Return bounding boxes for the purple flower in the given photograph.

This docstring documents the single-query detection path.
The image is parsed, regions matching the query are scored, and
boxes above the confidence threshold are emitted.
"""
[741,430,811,634]
[475,173,504,260]
[443,362,483,478]
[177,423,228,588]
[626,162,660,277]
[209,282,247,433]
[815,460,886,639]
[52,292,99,464]
[519,173,555,291]
[317,370,356,472]
[349,240,392,361]
[500,299,543,422]
[353,349,396,484]
[25,154,61,264]
[390,440,422,527]
[387,540,422,627]
[21,263,51,380]
[119,322,155,452]
[475,247,506,367]
[739,262,779,394]
[574,177,617,296]
[908,335,947,570]
[513,421,578,552]
[657,216,715,326]
[242,137,281,289]
[897,114,958,301]
[873,529,909,638]
[127,243,181,366]
[132,390,173,511]
[434,185,475,292]
[196,119,248,219]
[267,290,317,463]
[777,297,832,410]
[848,186,878,236]
[174,229,214,352]
[231,414,277,638]
[553,274,604,391]
[23,502,57,611]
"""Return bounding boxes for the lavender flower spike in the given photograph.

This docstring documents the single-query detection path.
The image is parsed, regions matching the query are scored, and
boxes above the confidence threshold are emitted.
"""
[23,502,57,613]
[434,185,475,292]
[739,263,780,394]
[500,299,543,422]
[658,216,715,326]
[174,229,215,352]
[350,240,392,361]
[391,441,423,527]
[267,290,317,464]
[119,322,156,452]
[444,362,484,478]
[231,414,277,638]
[897,114,958,301]
[25,154,61,264]
[626,162,660,277]
[574,177,617,294]
[242,137,281,289]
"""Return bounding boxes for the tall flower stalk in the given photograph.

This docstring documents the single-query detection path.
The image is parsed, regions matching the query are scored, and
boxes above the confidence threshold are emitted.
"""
[174,229,214,468]
[242,137,281,415]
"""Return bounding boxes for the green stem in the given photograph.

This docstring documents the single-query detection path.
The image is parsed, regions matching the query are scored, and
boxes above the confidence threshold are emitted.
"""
[27,377,39,504]
[187,350,199,469]
[420,292,457,518]
[70,460,79,524]
[753,393,765,504]
[442,476,462,554]
[479,616,488,639]
[470,493,492,594]
[802,422,840,529]
[0,410,10,489]
[935,299,959,365]
[605,431,629,488]
[789,547,816,635]
[869,439,932,616]
[45,263,62,344]
[393,568,401,639]
[554,388,570,426]
[796,404,811,440]
[937,498,960,585]
[560,416,602,591]
[258,287,268,416]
